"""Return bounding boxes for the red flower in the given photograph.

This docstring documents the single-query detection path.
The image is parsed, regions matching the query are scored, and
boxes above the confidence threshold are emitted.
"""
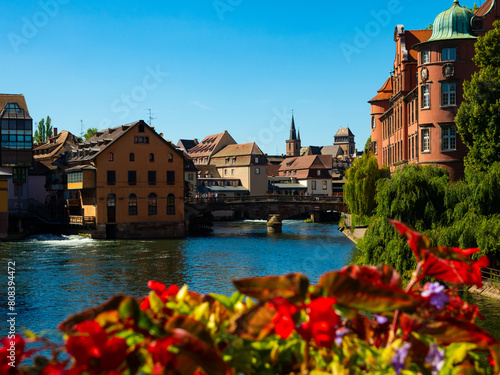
[66,321,127,372]
[268,297,298,339]
[141,281,179,311]
[148,337,179,367]
[0,335,26,374]
[298,297,340,348]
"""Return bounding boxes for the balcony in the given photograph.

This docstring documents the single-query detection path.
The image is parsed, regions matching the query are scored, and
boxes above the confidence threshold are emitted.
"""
[69,215,96,226]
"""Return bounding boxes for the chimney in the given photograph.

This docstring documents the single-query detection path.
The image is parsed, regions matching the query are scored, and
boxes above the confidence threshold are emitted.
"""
[194,138,199,144]
[53,128,58,137]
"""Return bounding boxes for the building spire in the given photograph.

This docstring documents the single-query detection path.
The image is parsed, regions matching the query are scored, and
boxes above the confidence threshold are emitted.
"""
[289,110,297,140]
[297,128,301,141]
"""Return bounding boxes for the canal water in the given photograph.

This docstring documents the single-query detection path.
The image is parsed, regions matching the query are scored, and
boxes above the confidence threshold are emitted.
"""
[0,220,499,342]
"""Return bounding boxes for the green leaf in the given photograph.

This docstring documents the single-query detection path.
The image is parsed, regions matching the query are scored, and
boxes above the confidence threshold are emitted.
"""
[210,293,234,311]
[148,291,164,314]
[118,297,163,336]
[233,273,309,302]
[319,271,418,313]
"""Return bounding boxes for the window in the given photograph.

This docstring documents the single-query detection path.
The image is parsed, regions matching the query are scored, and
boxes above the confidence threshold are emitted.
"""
[167,171,175,185]
[107,170,116,185]
[68,171,83,184]
[231,169,234,175]
[421,85,430,109]
[312,181,317,190]
[442,127,456,151]
[317,170,321,176]
[232,157,236,164]
[225,158,229,165]
[442,83,456,106]
[371,116,376,129]
[255,157,259,163]
[149,153,155,162]
[422,50,430,64]
[167,194,175,215]
[322,180,327,190]
[128,194,137,215]
[128,171,137,185]
[442,47,456,61]
[108,152,114,161]
[188,173,194,181]
[134,136,149,143]
[13,168,26,184]
[421,129,430,152]
[148,193,157,215]
[138,123,145,132]
[148,171,156,184]
[255,168,260,175]
[168,153,173,162]
[129,153,135,162]
[374,141,378,155]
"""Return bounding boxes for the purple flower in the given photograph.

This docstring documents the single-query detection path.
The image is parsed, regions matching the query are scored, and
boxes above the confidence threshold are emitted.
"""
[425,343,445,374]
[422,282,449,309]
[374,314,388,324]
[334,327,350,346]
[391,342,411,374]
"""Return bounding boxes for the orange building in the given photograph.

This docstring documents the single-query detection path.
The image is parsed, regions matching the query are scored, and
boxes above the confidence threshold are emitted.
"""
[66,120,186,239]
[369,0,500,180]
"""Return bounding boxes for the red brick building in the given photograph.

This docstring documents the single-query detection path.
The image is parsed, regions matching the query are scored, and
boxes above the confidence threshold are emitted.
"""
[369,0,500,180]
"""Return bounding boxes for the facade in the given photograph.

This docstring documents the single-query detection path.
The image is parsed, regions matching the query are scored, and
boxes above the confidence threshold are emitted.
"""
[0,94,33,237]
[370,0,500,180]
[210,143,269,196]
[187,131,236,165]
[286,115,301,157]
[278,155,332,196]
[66,120,185,239]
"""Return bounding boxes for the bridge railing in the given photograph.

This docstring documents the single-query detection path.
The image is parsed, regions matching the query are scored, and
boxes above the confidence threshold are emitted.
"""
[186,195,345,204]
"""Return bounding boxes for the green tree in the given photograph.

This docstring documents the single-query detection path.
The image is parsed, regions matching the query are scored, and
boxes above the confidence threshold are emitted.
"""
[343,152,389,217]
[364,136,371,151]
[456,20,500,174]
[83,127,98,140]
[33,116,53,145]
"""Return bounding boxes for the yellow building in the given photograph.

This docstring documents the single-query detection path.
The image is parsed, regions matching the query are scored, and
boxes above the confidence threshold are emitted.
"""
[66,120,185,239]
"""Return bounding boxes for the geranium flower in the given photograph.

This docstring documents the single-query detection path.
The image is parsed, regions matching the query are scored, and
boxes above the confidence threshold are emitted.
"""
[0,335,26,374]
[66,321,127,371]
[391,342,411,374]
[268,296,297,339]
[422,282,449,309]
[297,297,340,348]
[141,281,179,310]
[425,343,445,374]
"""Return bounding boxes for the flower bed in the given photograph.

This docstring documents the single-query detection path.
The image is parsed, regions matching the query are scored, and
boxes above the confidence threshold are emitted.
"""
[2,220,499,374]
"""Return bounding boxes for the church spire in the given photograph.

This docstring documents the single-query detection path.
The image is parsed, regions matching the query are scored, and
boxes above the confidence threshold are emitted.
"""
[289,111,297,140]
[297,128,301,141]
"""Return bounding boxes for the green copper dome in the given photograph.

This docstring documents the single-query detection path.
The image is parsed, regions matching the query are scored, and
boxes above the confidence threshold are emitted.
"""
[427,0,476,42]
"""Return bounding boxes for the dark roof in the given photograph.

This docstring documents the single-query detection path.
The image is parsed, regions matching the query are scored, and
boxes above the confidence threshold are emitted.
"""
[334,127,354,137]
[177,139,198,152]
[0,94,30,116]
[475,0,494,16]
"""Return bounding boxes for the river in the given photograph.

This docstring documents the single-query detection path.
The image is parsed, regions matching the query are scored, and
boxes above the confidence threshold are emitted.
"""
[0,220,499,342]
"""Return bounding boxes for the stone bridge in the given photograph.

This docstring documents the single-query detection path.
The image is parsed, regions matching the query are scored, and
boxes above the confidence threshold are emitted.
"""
[185,195,348,223]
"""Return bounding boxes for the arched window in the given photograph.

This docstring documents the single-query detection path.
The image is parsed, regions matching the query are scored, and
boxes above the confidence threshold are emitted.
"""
[149,153,155,162]
[168,153,173,162]
[148,193,157,215]
[108,152,114,161]
[167,194,175,215]
[129,153,135,162]
[128,194,137,215]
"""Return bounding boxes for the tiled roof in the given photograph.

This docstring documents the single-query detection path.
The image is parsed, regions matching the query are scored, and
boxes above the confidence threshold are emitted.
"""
[0,94,30,115]
[34,131,80,161]
[211,142,264,158]
[475,0,494,16]
[187,131,236,160]
[369,77,394,102]
[279,155,332,172]
[335,127,354,137]
[321,145,343,157]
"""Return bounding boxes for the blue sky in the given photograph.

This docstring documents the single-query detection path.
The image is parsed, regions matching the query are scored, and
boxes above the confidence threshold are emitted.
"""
[1,0,480,154]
